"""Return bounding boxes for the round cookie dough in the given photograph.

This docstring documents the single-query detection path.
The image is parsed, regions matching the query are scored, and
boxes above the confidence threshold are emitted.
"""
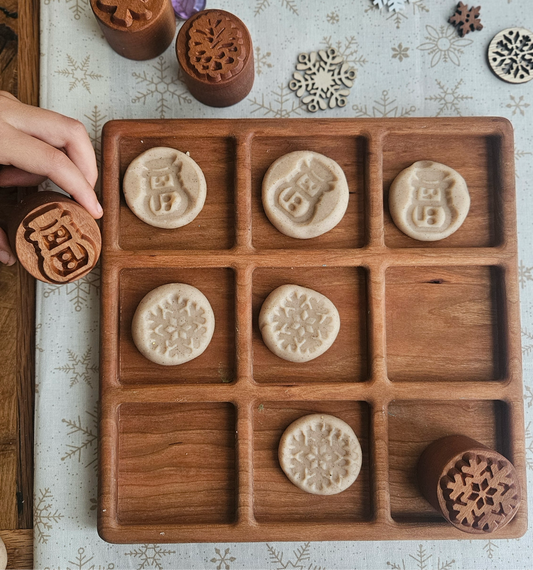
[0,536,6,570]
[132,283,215,366]
[279,414,362,495]
[389,160,470,241]
[262,150,349,239]
[259,284,340,362]
[123,147,207,229]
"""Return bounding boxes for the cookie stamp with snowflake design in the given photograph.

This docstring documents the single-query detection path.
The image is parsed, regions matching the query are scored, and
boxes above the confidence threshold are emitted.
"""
[259,284,340,363]
[289,48,356,112]
[132,283,215,365]
[417,435,522,534]
[278,414,362,495]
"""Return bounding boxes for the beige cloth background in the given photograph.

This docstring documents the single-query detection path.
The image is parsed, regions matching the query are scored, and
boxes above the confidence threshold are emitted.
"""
[35,0,533,568]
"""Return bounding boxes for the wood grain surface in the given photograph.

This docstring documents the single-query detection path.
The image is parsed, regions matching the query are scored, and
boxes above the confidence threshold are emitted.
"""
[0,0,38,565]
[98,117,526,543]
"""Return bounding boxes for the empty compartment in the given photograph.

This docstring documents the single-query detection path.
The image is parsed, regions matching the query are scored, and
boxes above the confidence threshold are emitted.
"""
[117,136,235,250]
[388,399,511,524]
[117,402,236,525]
[252,267,368,384]
[253,400,372,523]
[251,135,366,249]
[119,268,235,384]
[385,266,506,382]
[383,132,504,248]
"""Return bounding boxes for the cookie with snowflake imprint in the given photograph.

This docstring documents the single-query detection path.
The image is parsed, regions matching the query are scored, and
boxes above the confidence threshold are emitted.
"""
[132,283,215,365]
[389,160,470,241]
[259,284,340,363]
[262,151,349,239]
[123,147,207,229]
[279,414,362,495]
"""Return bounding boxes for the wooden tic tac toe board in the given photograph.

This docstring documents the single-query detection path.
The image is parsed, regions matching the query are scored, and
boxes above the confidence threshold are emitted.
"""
[98,118,527,543]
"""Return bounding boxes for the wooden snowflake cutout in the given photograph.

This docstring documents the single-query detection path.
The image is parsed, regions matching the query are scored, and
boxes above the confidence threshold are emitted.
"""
[449,2,483,37]
[488,28,533,84]
[288,48,356,113]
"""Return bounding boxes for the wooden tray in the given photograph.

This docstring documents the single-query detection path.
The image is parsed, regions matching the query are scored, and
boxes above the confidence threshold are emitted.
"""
[98,118,527,543]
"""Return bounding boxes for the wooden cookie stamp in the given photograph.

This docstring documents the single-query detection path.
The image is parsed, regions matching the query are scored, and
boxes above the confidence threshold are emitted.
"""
[91,0,176,60]
[176,9,254,107]
[417,435,522,534]
[8,191,101,284]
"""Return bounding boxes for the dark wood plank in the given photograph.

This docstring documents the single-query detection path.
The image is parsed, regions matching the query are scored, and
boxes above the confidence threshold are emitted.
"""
[0,0,38,565]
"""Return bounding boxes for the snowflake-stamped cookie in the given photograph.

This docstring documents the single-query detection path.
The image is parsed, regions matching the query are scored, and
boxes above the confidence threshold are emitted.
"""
[132,283,215,366]
[123,147,207,229]
[262,151,349,239]
[259,284,340,363]
[389,160,470,241]
[279,414,362,495]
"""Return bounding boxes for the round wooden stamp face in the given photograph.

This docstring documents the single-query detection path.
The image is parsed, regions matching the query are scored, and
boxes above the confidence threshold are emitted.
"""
[176,9,254,107]
[262,151,349,239]
[278,414,362,495]
[259,284,340,363]
[132,283,215,366]
[10,192,101,284]
[438,450,521,533]
[488,28,533,84]
[123,147,207,229]
[389,160,470,241]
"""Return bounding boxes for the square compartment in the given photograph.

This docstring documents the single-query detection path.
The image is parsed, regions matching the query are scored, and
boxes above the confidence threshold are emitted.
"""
[117,136,235,251]
[253,400,372,523]
[388,399,510,523]
[383,133,503,248]
[251,136,366,249]
[385,266,506,382]
[117,402,236,525]
[119,268,235,384]
[252,267,368,384]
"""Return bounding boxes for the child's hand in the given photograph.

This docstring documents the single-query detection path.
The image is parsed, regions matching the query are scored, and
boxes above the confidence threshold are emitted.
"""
[0,91,102,265]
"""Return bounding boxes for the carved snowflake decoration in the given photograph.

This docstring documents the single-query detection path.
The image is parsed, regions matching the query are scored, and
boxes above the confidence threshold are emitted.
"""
[489,28,533,84]
[271,291,335,355]
[449,2,483,37]
[441,452,521,532]
[147,296,208,358]
[289,48,356,112]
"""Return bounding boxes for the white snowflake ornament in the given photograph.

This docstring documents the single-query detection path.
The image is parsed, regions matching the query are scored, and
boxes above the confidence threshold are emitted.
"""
[288,48,356,112]
[373,0,408,12]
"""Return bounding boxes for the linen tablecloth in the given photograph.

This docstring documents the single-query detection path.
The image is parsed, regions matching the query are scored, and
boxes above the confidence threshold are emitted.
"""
[36,0,533,568]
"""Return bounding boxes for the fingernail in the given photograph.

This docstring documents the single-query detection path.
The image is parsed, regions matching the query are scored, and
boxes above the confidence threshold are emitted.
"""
[0,251,15,266]
[96,202,103,216]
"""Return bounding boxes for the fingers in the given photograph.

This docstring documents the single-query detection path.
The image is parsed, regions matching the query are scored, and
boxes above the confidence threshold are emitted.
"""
[0,90,18,102]
[0,227,16,266]
[0,97,99,190]
[0,122,103,218]
[0,165,47,187]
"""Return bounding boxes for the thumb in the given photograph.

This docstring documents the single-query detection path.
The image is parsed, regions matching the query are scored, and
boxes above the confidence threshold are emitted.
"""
[0,228,16,266]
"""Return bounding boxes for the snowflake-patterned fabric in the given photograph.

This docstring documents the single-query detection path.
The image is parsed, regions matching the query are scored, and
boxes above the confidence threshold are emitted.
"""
[35,0,533,568]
